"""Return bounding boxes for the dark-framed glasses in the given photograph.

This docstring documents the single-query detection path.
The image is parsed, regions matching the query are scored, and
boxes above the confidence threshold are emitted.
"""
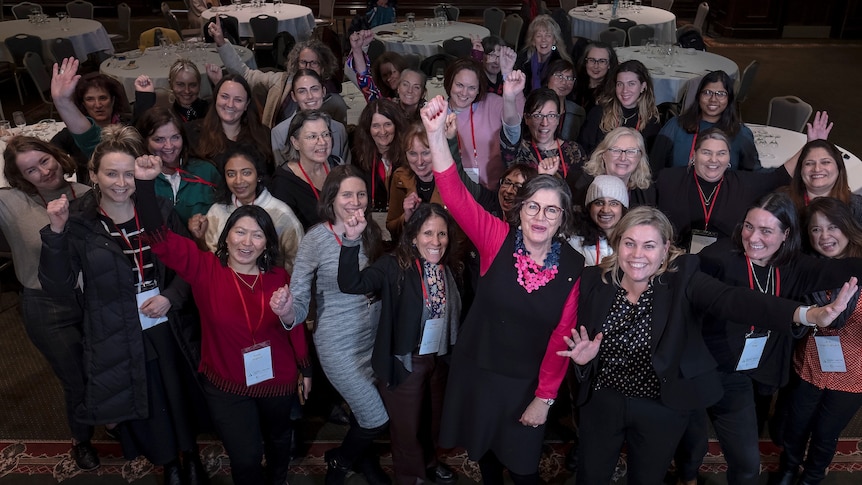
[700,89,728,98]
[527,112,560,122]
[553,73,576,82]
[607,147,641,158]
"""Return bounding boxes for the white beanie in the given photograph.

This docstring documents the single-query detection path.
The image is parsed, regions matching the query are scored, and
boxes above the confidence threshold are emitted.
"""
[586,175,629,208]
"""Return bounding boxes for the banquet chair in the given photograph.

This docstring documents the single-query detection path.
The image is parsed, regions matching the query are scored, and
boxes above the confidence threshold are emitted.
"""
[315,0,336,31]
[162,2,199,39]
[367,39,386,65]
[735,59,759,115]
[652,0,674,11]
[627,24,656,46]
[678,74,704,114]
[203,15,242,45]
[420,53,456,79]
[560,0,578,12]
[434,4,460,22]
[23,52,54,118]
[65,0,93,19]
[109,3,132,46]
[272,31,296,71]
[550,8,573,53]
[609,17,637,36]
[4,33,41,105]
[442,37,472,60]
[501,14,523,50]
[402,53,421,71]
[250,14,278,67]
[598,27,627,48]
[11,2,40,19]
[767,96,813,133]
[50,38,79,62]
[693,2,710,34]
[484,8,505,38]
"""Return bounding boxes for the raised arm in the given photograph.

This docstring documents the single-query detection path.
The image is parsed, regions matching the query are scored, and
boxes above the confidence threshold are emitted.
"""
[51,58,90,135]
[783,111,832,176]
[502,70,526,127]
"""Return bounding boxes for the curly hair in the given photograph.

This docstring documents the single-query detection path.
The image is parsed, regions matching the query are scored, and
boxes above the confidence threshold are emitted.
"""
[285,38,339,82]
[3,137,78,194]
[74,73,129,122]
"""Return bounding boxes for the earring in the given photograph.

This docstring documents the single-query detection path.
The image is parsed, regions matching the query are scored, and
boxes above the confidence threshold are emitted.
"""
[552,44,557,51]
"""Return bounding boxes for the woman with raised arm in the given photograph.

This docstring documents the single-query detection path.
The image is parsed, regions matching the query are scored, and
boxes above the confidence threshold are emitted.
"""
[133,60,209,122]
[421,93,584,484]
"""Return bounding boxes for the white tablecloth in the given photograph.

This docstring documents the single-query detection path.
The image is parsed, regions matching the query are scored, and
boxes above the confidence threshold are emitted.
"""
[0,18,113,63]
[569,5,676,44]
[342,81,447,126]
[100,45,256,101]
[0,120,67,187]
[748,124,862,194]
[615,46,739,104]
[201,4,315,41]
[372,22,490,58]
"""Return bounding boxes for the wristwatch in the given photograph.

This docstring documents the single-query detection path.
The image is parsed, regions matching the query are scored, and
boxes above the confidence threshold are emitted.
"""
[540,398,555,406]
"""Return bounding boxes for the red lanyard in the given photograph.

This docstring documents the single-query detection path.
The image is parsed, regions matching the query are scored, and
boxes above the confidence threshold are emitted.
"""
[745,256,780,332]
[37,182,78,207]
[693,170,724,230]
[297,161,328,200]
[595,238,602,265]
[688,128,699,164]
[328,222,343,246]
[176,168,217,188]
[371,155,387,203]
[415,259,445,309]
[803,193,811,205]
[100,206,145,283]
[532,140,567,178]
[231,270,265,343]
[455,104,479,169]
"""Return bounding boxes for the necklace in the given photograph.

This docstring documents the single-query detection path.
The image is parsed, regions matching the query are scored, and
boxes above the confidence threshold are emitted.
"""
[749,261,773,294]
[512,229,561,293]
[697,182,719,206]
[231,267,260,293]
[620,111,638,124]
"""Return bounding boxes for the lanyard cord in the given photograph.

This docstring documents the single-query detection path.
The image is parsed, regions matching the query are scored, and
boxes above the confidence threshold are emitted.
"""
[99,206,145,286]
[693,170,724,230]
[297,161,329,200]
[231,269,266,344]
[532,140,567,178]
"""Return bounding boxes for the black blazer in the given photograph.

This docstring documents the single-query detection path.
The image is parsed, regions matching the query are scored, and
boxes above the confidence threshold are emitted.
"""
[575,255,801,411]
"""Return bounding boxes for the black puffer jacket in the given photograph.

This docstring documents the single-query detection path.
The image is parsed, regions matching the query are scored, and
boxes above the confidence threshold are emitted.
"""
[39,191,196,425]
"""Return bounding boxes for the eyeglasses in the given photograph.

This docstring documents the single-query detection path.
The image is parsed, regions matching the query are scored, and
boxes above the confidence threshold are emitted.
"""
[299,59,321,68]
[485,52,500,61]
[553,73,576,82]
[527,112,560,122]
[585,57,609,66]
[302,132,332,142]
[499,178,524,190]
[700,89,729,99]
[607,147,641,158]
[523,201,563,220]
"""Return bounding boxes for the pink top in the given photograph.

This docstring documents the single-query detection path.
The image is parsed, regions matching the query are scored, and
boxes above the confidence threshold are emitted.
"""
[435,164,580,399]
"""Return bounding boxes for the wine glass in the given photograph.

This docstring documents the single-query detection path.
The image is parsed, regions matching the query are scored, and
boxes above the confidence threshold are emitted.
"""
[12,111,26,134]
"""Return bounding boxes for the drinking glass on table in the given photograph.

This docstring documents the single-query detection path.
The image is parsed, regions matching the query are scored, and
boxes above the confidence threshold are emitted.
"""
[273,0,282,13]
[12,112,26,134]
[0,120,11,138]
[434,67,444,87]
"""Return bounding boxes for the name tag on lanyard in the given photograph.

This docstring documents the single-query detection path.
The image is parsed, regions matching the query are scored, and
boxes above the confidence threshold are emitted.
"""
[689,229,718,254]
[243,341,274,386]
[418,317,445,355]
[736,332,769,371]
[137,285,168,330]
[814,335,846,372]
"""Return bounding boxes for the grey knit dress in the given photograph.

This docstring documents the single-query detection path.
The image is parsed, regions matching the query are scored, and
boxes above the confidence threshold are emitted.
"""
[290,224,389,428]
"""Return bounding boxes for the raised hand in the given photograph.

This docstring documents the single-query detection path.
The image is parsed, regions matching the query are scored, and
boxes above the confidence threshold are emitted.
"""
[208,15,226,46]
[555,326,603,365]
[47,194,70,234]
[810,277,859,327]
[204,63,223,85]
[188,213,209,240]
[806,111,833,142]
[503,69,526,98]
[499,46,517,76]
[51,57,81,104]
[444,113,458,140]
[402,192,421,222]
[420,96,448,136]
[343,210,367,241]
[470,34,483,52]
[537,155,561,176]
[135,154,163,180]
[270,285,295,323]
[134,74,155,93]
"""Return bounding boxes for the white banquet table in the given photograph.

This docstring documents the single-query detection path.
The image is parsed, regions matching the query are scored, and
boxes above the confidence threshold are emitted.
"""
[749,123,862,194]
[569,5,676,44]
[0,120,67,187]
[101,44,256,101]
[201,4,315,41]
[615,46,739,104]
[0,18,113,63]
[372,22,490,58]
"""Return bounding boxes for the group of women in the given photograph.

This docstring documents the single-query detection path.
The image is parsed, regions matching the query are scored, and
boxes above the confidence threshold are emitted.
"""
[4,9,858,485]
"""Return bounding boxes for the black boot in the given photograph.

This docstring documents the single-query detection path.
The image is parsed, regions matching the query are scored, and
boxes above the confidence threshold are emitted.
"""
[70,442,100,471]
[163,459,184,485]
[184,451,209,485]
[767,470,797,485]
[325,448,351,485]
[353,449,390,485]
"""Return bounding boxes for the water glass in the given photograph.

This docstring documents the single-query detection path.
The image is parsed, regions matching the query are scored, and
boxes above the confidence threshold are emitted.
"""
[12,111,26,131]
[273,0,282,13]
[232,0,241,11]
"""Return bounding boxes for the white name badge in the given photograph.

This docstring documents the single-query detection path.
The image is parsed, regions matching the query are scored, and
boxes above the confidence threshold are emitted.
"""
[137,287,168,330]
[689,229,718,255]
[243,341,274,386]
[814,335,846,372]
[418,317,445,355]
[736,335,768,371]
[464,167,480,184]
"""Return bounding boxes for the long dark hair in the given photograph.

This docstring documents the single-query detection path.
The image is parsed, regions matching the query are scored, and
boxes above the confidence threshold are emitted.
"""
[573,42,618,107]
[731,191,801,267]
[74,73,128,122]
[318,165,384,263]
[788,139,851,213]
[678,70,741,137]
[395,203,458,270]
[135,106,189,167]
[215,205,280,272]
[354,99,406,175]
[803,197,862,258]
[214,145,269,205]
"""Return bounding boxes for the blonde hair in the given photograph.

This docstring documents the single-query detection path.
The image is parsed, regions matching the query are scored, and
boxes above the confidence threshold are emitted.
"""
[523,15,571,63]
[89,125,144,173]
[583,127,653,190]
[599,206,684,286]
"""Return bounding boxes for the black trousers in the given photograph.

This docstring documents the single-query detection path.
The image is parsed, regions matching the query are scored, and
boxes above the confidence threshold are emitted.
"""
[203,378,296,485]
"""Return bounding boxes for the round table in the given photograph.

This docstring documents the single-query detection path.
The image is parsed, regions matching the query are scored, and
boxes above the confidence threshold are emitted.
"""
[0,120,67,187]
[372,21,490,58]
[615,46,739,104]
[748,124,862,194]
[569,5,676,44]
[0,18,113,63]
[100,44,256,101]
[201,4,315,41]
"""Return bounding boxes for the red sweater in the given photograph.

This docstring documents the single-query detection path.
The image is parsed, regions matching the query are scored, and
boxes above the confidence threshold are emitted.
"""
[152,231,310,397]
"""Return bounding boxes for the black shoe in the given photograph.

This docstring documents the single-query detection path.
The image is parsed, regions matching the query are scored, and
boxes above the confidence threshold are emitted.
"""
[354,453,390,485]
[184,452,210,485]
[426,464,457,483]
[71,442,100,471]
[768,470,798,485]
[325,448,350,485]
[163,460,184,485]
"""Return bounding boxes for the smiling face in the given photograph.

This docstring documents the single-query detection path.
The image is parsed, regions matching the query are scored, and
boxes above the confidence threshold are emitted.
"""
[741,207,788,266]
[297,48,322,74]
[379,62,400,91]
[520,188,564,250]
[171,69,200,109]
[406,135,433,182]
[484,45,501,77]
[83,87,114,125]
[15,150,66,191]
[693,138,730,182]
[618,223,669,289]
[615,71,645,109]
[801,147,839,197]
[397,70,425,109]
[498,171,526,213]
[590,198,624,233]
[369,112,395,153]
[147,122,183,169]
[92,151,136,205]
[602,134,640,182]
[448,69,480,111]
[698,81,729,123]
[333,176,368,224]
[226,216,266,270]
[224,155,258,206]
[215,80,250,126]
[548,69,575,98]
[808,211,849,259]
[291,75,325,111]
[584,47,611,84]
[291,118,332,165]
[525,100,560,147]
[533,29,554,59]
[413,214,449,264]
